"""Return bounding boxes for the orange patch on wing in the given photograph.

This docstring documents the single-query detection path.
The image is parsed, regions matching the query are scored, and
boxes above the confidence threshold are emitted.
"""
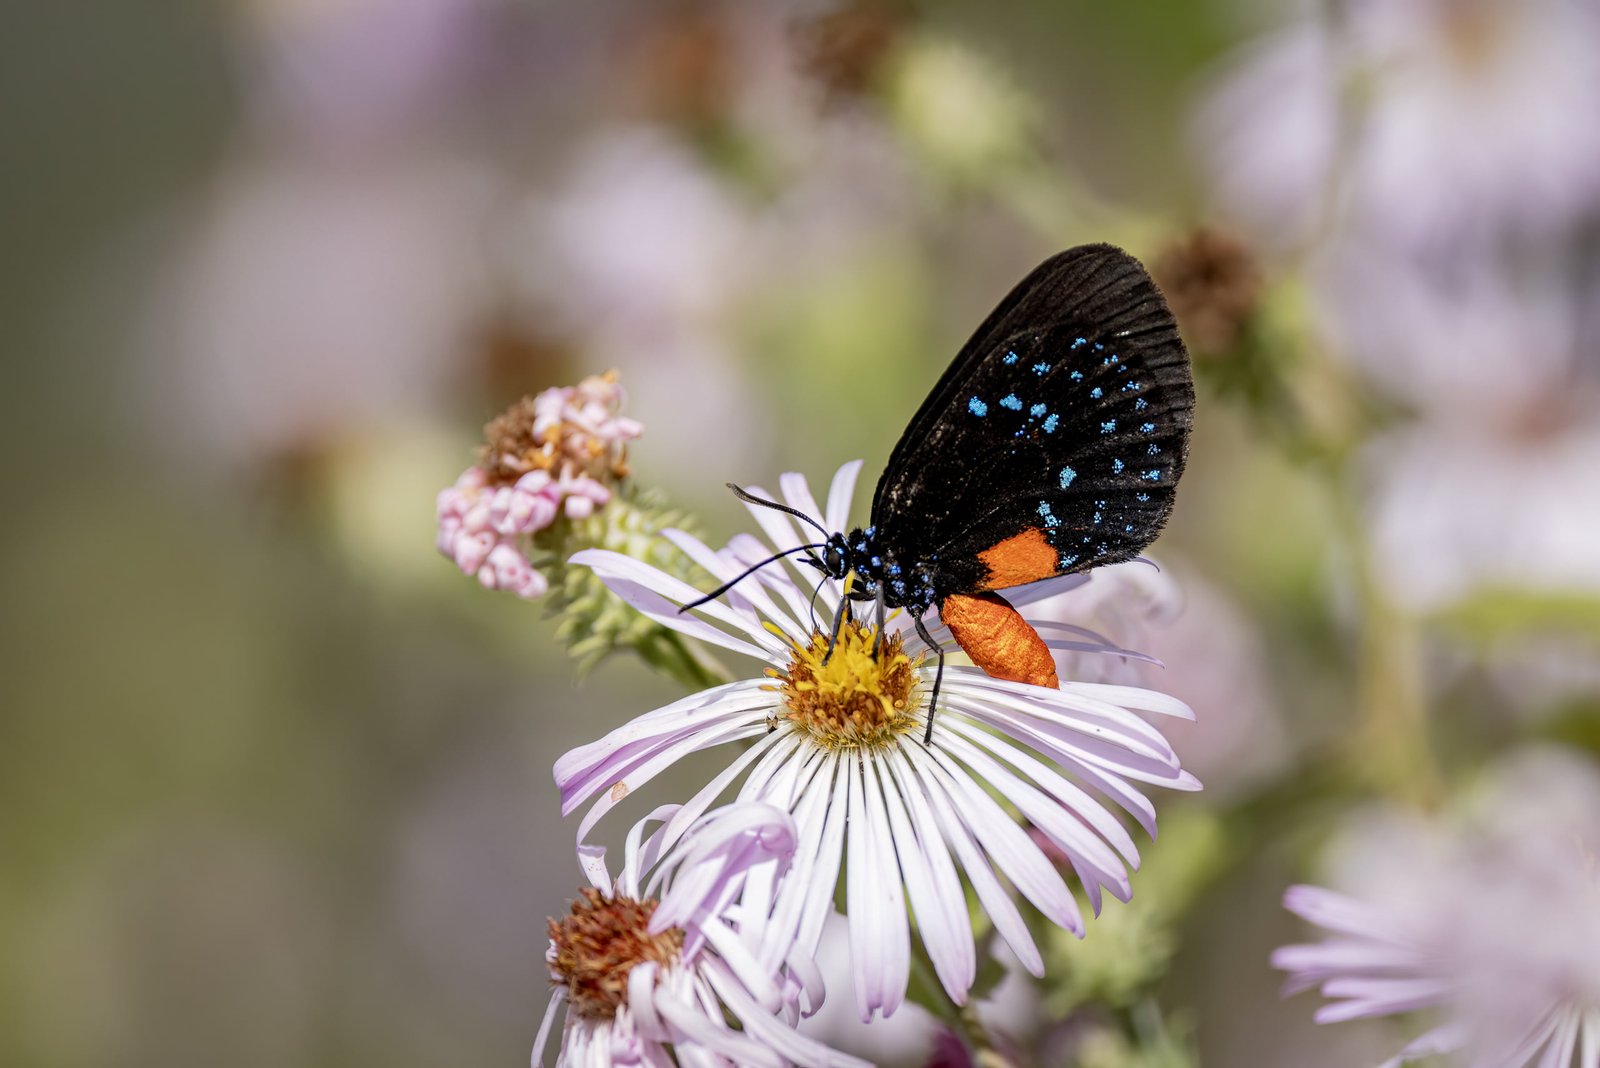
[977,527,1060,590]
[940,592,1059,689]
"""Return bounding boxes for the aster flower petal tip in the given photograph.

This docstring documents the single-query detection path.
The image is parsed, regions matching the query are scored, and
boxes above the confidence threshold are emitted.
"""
[537,803,871,1068]
[559,462,1200,1017]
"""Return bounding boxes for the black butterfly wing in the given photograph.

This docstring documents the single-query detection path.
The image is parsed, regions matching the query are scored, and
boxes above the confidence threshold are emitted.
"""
[871,244,1193,600]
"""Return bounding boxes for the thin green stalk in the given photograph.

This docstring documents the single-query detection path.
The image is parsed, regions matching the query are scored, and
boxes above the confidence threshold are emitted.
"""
[1327,462,1443,807]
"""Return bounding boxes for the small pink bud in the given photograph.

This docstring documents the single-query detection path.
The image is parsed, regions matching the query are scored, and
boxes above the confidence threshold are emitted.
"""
[454,530,495,574]
[487,543,546,600]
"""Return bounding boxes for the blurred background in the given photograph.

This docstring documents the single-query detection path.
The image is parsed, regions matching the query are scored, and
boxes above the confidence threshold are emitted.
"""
[5,0,1600,1065]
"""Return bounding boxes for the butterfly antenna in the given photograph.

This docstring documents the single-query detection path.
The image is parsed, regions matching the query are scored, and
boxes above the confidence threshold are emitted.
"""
[726,484,832,539]
[912,612,945,745]
[806,573,828,633]
[677,542,826,614]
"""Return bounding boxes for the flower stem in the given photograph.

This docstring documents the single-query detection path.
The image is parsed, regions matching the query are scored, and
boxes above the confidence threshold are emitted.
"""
[908,942,1021,1068]
[1328,462,1443,807]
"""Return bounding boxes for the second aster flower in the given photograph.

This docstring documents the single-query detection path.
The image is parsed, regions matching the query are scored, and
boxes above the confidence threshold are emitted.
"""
[556,462,1200,1022]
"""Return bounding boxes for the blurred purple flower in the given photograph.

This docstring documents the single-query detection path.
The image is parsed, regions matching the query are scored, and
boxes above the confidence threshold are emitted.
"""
[147,154,494,471]
[1365,423,1600,612]
[556,463,1198,1022]
[1309,244,1585,428]
[1197,0,1600,252]
[535,803,868,1068]
[242,0,510,149]
[1274,747,1600,1066]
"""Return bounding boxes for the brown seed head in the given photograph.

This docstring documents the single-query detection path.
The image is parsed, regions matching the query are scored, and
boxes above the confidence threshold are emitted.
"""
[480,371,632,487]
[548,889,685,1019]
[793,0,910,102]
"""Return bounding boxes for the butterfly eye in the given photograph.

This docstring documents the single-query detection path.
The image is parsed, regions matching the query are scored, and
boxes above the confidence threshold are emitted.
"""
[822,537,849,577]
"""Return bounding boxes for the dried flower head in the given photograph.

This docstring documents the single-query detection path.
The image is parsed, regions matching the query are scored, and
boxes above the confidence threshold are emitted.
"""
[1151,227,1263,357]
[436,373,642,599]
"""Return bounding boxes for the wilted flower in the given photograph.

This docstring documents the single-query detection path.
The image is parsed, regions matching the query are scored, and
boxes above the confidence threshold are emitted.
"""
[1273,748,1600,1066]
[557,462,1199,1021]
[436,373,641,599]
[536,803,869,1068]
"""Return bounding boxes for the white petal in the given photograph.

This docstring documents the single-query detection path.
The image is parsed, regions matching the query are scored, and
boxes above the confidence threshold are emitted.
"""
[703,958,874,1068]
[854,754,911,1019]
[651,976,785,1068]
[920,739,1084,936]
[797,756,851,959]
[1282,885,1399,941]
[880,748,977,1003]
[661,528,808,643]
[1063,680,1197,720]
[726,532,819,631]
[639,733,791,901]
[570,549,783,659]
[1315,976,1449,1021]
[935,719,1133,904]
[531,988,565,1067]
[579,721,774,855]
[941,701,1140,866]
[903,743,1045,975]
[825,460,864,535]
[759,748,839,974]
[556,681,770,813]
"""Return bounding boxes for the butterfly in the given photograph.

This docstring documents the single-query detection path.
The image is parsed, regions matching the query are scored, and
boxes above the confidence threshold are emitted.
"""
[691,243,1193,741]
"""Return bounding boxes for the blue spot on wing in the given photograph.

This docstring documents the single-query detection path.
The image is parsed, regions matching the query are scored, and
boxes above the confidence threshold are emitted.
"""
[1003,351,1019,365]
[1042,414,1059,433]
[1037,501,1060,528]
[1030,402,1047,417]
[999,394,1022,410]
[1059,465,1076,488]
[1111,459,1123,474]
[1089,387,1102,399]
[1033,362,1050,375]
[969,397,988,416]
[1100,420,1116,433]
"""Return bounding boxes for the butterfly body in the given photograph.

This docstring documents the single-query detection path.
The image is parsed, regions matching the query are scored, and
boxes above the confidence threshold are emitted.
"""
[704,244,1192,736]
[799,244,1192,703]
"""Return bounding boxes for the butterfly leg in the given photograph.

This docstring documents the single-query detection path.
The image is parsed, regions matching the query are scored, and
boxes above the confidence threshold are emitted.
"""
[821,593,850,665]
[871,586,887,658]
[912,611,945,745]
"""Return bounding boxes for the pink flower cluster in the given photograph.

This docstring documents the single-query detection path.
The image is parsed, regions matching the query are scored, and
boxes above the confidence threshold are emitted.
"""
[436,374,642,599]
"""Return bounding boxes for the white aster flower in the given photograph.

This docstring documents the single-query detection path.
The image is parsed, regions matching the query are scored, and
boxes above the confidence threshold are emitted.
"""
[1273,748,1600,1067]
[535,802,868,1068]
[557,462,1200,1021]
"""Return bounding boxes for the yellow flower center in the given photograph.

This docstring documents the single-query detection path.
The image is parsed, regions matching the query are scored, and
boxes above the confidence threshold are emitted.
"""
[548,889,684,1019]
[768,619,924,751]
